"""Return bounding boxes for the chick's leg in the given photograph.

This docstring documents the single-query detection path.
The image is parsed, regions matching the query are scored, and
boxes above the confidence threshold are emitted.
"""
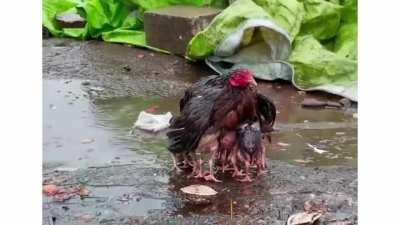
[230,147,244,177]
[238,158,253,182]
[256,146,268,176]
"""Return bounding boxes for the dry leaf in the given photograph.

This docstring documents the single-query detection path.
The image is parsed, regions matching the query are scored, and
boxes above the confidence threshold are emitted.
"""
[180,185,217,196]
[43,184,59,196]
[287,212,322,225]
[79,186,90,197]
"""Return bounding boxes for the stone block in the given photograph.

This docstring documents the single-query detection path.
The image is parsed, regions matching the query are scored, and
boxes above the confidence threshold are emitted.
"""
[56,11,86,28]
[144,5,220,55]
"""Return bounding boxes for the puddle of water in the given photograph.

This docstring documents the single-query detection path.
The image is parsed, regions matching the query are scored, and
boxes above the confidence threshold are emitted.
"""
[43,79,177,169]
[43,79,357,169]
[43,78,357,220]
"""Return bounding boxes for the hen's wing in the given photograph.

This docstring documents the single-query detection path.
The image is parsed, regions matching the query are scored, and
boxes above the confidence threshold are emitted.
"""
[178,75,226,112]
[256,93,276,133]
[167,75,228,154]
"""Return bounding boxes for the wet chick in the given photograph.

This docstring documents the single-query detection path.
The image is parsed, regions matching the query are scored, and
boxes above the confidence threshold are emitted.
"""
[230,121,264,182]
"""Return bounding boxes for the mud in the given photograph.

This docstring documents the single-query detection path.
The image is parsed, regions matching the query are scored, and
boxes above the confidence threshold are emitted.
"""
[43,38,357,225]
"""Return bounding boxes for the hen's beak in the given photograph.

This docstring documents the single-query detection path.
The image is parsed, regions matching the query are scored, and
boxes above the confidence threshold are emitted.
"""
[250,77,257,87]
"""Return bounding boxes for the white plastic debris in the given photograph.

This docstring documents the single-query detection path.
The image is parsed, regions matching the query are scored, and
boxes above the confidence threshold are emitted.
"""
[132,111,173,132]
[306,143,327,154]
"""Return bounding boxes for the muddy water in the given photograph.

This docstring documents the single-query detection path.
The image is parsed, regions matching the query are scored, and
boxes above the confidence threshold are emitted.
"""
[43,79,357,170]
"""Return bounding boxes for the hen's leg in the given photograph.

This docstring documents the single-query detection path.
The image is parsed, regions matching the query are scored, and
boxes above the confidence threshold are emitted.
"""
[193,158,205,178]
[203,156,221,182]
[182,152,194,169]
[231,150,244,177]
[256,146,267,176]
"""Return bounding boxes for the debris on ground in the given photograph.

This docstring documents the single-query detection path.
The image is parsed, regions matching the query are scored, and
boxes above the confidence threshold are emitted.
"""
[307,143,327,154]
[54,167,78,172]
[43,184,59,196]
[277,142,291,147]
[287,212,322,225]
[43,184,90,201]
[132,111,173,132]
[180,185,218,205]
[81,138,95,144]
[304,200,329,214]
[301,98,342,108]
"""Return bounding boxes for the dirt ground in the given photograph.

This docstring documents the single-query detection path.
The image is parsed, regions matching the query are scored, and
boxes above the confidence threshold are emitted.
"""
[43,38,357,225]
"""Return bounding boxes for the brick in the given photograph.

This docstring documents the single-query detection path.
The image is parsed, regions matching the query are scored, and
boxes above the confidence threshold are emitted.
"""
[56,11,86,28]
[144,5,220,55]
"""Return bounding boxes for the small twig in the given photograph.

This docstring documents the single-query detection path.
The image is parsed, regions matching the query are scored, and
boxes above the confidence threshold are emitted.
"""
[230,199,233,221]
[88,163,137,169]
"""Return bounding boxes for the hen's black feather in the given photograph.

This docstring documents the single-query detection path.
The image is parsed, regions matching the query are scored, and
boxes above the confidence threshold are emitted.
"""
[167,75,228,153]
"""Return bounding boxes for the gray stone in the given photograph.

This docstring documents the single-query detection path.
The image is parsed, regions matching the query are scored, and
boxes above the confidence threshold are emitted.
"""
[144,5,220,55]
[56,11,86,28]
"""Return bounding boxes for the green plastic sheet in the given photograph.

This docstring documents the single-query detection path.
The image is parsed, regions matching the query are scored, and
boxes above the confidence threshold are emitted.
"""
[43,0,357,101]
[187,0,357,101]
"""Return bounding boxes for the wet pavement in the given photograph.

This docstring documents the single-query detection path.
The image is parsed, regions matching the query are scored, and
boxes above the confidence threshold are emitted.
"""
[43,38,357,225]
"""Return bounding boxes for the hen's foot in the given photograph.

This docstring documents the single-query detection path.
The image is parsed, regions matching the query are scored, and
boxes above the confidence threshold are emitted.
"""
[203,174,222,182]
[257,169,268,176]
[232,170,244,177]
[170,166,184,174]
[237,175,253,182]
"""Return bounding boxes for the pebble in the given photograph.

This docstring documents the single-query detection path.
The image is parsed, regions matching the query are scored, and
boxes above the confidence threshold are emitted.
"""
[81,80,90,86]
[123,65,131,71]
[49,104,57,110]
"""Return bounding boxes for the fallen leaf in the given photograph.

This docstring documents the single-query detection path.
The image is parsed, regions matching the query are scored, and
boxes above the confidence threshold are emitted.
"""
[79,186,90,197]
[180,185,217,196]
[43,184,59,196]
[287,212,322,225]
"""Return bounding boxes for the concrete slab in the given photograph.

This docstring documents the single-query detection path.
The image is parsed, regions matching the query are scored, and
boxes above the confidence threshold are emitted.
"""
[144,5,221,55]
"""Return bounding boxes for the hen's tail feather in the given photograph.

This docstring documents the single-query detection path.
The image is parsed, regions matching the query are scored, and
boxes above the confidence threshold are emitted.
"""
[256,94,276,133]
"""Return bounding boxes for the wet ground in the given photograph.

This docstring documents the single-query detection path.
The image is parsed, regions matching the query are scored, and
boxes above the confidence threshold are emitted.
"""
[43,38,357,225]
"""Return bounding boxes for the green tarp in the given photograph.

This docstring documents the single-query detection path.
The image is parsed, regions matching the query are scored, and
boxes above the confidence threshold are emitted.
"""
[43,0,357,101]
